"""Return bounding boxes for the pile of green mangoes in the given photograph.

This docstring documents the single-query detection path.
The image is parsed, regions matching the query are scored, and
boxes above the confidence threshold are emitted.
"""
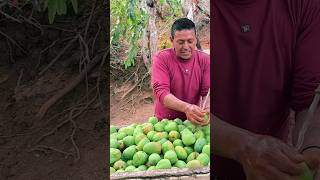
[110,117,210,174]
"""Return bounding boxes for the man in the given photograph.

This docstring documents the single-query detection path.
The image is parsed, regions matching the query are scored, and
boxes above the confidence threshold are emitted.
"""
[212,0,320,179]
[151,18,210,125]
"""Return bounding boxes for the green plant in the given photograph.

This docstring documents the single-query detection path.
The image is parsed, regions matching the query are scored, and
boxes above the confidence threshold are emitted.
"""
[110,0,148,69]
[45,0,78,24]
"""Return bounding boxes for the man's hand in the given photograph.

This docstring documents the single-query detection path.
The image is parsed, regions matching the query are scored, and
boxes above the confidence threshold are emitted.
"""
[238,135,306,180]
[302,148,320,179]
[184,104,207,125]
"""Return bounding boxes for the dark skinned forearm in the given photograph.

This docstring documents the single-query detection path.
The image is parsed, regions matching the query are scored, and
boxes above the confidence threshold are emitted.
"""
[212,114,257,161]
[163,94,190,113]
[162,94,207,113]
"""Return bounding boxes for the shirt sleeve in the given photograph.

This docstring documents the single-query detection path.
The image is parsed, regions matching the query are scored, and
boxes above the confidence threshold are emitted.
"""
[151,54,171,104]
[290,1,320,111]
[200,53,211,97]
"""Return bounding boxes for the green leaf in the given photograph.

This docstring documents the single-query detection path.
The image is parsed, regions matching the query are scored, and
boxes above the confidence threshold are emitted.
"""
[57,0,67,15]
[160,0,166,5]
[47,0,57,24]
[70,0,78,14]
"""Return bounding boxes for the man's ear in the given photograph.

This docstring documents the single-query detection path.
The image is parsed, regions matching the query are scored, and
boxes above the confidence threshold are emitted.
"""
[170,37,174,43]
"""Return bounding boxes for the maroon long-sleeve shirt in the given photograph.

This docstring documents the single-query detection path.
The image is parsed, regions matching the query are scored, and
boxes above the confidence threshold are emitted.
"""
[212,0,320,179]
[151,48,210,120]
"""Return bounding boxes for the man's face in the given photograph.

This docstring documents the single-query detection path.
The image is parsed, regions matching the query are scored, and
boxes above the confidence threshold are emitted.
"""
[171,29,197,60]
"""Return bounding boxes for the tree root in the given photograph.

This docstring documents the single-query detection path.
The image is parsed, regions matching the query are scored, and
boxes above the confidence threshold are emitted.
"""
[36,52,105,120]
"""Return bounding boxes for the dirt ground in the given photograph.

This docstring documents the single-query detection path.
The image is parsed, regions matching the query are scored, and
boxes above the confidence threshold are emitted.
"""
[0,1,108,180]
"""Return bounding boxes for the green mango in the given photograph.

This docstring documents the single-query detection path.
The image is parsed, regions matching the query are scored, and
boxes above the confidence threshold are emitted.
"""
[122,145,137,160]
[174,118,183,125]
[110,126,117,134]
[194,129,205,139]
[137,137,150,151]
[133,151,148,166]
[164,121,178,132]
[157,138,168,144]
[148,166,156,170]
[186,160,203,169]
[164,150,178,164]
[143,142,162,155]
[153,132,167,141]
[156,159,172,169]
[148,116,158,125]
[110,148,121,164]
[134,133,147,145]
[116,169,125,173]
[168,130,180,142]
[118,140,125,151]
[133,126,143,137]
[187,152,199,162]
[296,163,314,180]
[154,122,165,132]
[184,146,194,156]
[197,153,210,166]
[117,132,127,140]
[110,133,117,140]
[202,144,210,156]
[126,160,133,166]
[173,139,184,147]
[181,128,196,146]
[161,119,169,125]
[125,165,136,172]
[162,140,175,153]
[147,131,156,140]
[110,139,119,149]
[203,113,209,122]
[175,146,188,160]
[113,160,127,170]
[123,135,135,147]
[124,126,135,136]
[110,167,116,174]
[194,138,207,153]
[142,123,154,135]
[174,160,187,168]
[178,125,186,132]
[147,153,162,166]
[137,165,147,171]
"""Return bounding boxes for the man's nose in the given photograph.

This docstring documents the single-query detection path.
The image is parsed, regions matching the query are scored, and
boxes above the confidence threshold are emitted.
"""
[182,42,189,49]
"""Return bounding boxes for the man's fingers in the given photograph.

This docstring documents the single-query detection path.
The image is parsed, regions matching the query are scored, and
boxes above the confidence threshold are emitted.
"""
[192,109,205,117]
[188,114,207,125]
[281,146,305,163]
[190,114,205,125]
[262,165,293,180]
[269,150,305,176]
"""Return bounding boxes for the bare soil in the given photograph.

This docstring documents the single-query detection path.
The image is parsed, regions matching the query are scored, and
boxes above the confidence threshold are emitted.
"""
[0,1,108,180]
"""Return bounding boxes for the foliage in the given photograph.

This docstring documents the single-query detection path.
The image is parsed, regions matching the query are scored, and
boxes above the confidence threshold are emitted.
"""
[110,0,149,69]
[160,0,183,18]
[44,0,78,24]
[110,0,183,69]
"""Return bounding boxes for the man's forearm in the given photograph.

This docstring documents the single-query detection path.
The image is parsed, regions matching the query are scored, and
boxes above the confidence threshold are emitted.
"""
[293,106,320,150]
[212,114,257,161]
[163,94,190,113]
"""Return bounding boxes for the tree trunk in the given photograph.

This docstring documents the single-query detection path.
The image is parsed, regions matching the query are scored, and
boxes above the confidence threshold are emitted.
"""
[147,0,158,67]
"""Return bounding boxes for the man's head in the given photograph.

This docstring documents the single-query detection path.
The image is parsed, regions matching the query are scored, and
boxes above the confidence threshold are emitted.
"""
[171,18,197,60]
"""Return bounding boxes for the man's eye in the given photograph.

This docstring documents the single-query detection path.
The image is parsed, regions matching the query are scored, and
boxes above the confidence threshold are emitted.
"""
[188,40,194,43]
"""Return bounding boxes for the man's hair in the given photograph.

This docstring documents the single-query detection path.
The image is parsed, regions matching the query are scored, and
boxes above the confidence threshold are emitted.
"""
[171,18,196,38]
